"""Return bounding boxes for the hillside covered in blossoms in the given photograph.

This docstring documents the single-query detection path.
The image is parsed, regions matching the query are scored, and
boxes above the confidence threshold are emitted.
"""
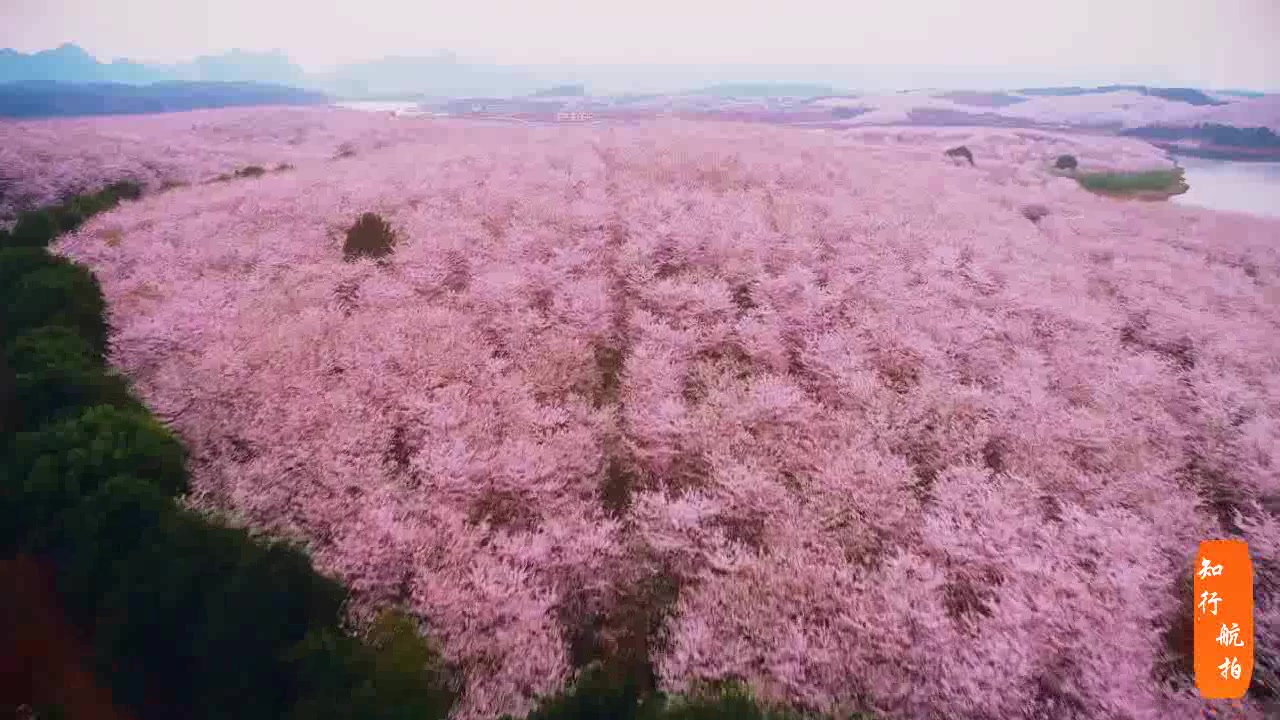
[15,107,1280,719]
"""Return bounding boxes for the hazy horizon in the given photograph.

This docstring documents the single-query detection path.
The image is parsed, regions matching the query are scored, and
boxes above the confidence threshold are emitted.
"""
[4,0,1279,92]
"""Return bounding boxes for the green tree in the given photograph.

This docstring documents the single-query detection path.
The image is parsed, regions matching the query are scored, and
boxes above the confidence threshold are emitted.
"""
[0,247,63,295]
[7,405,186,550]
[2,261,110,355]
[6,326,142,429]
[52,476,173,621]
[287,611,457,720]
[7,210,60,248]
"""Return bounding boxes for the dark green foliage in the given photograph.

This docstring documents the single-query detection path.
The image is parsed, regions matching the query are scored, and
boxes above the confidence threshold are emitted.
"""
[48,203,86,235]
[1,190,461,720]
[359,611,457,713]
[7,405,187,548]
[4,184,139,249]
[1121,123,1280,150]
[8,210,60,247]
[2,261,109,355]
[285,630,380,719]
[86,510,257,713]
[656,682,871,720]
[7,325,100,374]
[85,508,349,719]
[183,538,347,715]
[235,165,267,178]
[0,330,16,438]
[287,612,458,720]
[49,192,117,234]
[1198,123,1280,148]
[104,180,143,201]
[6,326,142,429]
[1054,154,1078,171]
[514,665,647,720]
[659,686,793,720]
[1075,168,1188,196]
[511,670,854,720]
[343,212,397,262]
[944,145,975,166]
[1,246,62,295]
[49,476,174,619]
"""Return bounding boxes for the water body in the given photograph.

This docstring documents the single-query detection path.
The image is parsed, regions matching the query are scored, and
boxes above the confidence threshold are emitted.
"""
[1172,156,1280,218]
[333,100,424,114]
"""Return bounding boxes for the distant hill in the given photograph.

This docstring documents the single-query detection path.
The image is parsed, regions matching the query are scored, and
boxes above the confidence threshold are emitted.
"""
[0,43,308,86]
[0,44,106,83]
[692,83,843,98]
[531,84,586,97]
[1016,85,1226,106]
[0,44,1271,104]
[1107,86,1226,106]
[1015,86,1098,97]
[936,90,1028,108]
[1122,123,1280,147]
[186,49,307,86]
[1121,122,1280,160]
[309,53,542,98]
[1186,93,1280,132]
[1217,89,1267,99]
[0,80,328,118]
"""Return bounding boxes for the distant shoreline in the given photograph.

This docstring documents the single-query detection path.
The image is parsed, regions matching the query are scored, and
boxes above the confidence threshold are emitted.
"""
[1158,143,1280,162]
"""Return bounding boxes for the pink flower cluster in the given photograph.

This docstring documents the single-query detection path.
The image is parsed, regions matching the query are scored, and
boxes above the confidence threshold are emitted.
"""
[0,106,448,225]
[840,125,1177,174]
[47,110,1280,719]
[996,90,1209,128]
[816,90,1272,132]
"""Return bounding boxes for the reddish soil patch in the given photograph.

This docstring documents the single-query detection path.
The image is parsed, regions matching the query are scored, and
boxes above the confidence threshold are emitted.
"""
[0,556,134,720]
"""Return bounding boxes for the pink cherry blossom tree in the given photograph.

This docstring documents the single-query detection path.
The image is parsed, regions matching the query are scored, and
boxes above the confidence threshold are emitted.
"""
[38,110,1280,719]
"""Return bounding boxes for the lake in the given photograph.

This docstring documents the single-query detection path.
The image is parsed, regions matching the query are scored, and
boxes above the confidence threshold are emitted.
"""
[1172,156,1280,218]
[333,100,425,114]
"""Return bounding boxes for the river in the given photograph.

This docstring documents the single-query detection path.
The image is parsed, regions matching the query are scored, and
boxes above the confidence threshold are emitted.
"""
[1172,156,1280,218]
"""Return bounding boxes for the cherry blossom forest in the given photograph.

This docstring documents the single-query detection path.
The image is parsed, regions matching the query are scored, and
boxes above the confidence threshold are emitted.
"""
[8,106,1280,719]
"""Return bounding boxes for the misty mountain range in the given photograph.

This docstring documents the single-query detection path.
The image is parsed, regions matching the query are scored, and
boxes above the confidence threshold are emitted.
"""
[0,43,542,98]
[5,43,1262,100]
[0,44,306,87]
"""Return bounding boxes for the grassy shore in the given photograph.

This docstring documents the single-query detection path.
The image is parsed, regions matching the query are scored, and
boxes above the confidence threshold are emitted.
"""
[1073,168,1190,199]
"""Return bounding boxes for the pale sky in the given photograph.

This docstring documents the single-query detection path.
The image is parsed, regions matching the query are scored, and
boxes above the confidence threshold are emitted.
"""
[4,0,1279,89]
